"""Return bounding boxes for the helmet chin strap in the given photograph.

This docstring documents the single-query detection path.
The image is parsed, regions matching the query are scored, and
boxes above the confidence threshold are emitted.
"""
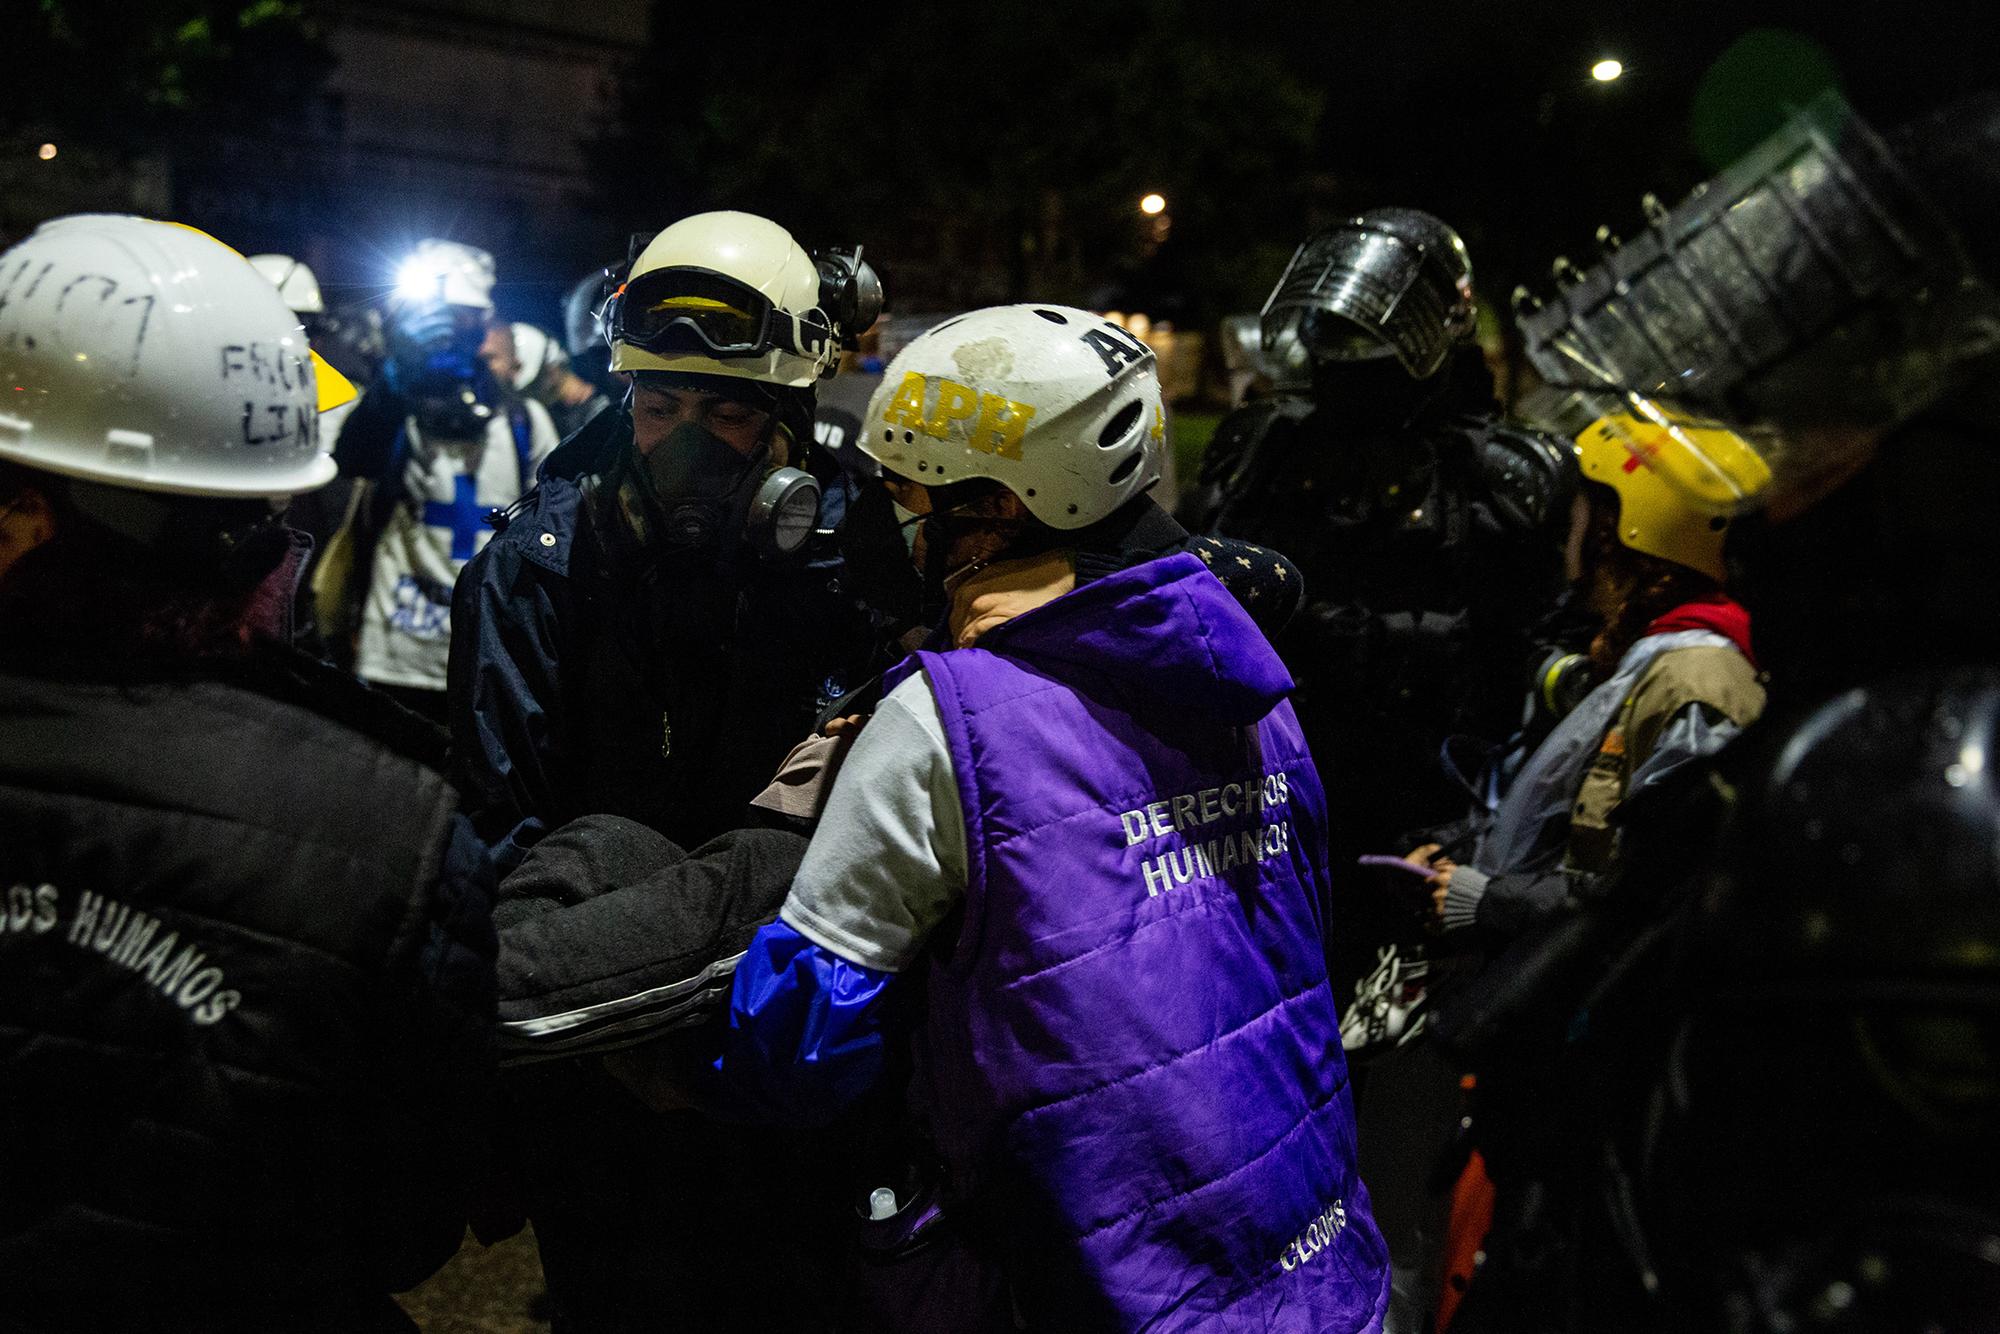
[64,477,280,555]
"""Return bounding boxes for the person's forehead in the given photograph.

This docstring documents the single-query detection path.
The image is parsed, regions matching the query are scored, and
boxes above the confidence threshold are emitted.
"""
[637,384,739,406]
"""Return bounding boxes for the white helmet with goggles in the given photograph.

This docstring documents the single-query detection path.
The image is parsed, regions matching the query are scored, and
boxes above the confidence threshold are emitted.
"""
[862,305,1165,530]
[606,211,880,388]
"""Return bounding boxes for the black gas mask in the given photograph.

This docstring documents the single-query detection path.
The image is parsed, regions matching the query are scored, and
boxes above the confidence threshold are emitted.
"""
[626,408,821,564]
[384,300,499,439]
[1308,352,1448,431]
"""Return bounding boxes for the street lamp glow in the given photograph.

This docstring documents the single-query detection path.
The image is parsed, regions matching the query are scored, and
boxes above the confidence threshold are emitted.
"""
[1139,193,1167,216]
[37,143,57,161]
[1591,58,1624,83]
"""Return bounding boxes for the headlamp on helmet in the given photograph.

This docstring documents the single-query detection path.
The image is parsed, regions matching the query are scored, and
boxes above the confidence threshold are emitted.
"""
[391,239,496,312]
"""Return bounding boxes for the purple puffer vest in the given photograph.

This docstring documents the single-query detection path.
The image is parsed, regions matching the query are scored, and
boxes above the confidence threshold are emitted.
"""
[892,552,1388,1332]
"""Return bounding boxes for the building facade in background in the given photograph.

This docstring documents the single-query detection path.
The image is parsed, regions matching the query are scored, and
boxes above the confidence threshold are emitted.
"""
[7,1,646,329]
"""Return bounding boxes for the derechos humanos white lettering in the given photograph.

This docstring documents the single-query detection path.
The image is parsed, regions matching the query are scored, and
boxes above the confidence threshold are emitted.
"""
[1116,771,1294,898]
[2,880,242,1026]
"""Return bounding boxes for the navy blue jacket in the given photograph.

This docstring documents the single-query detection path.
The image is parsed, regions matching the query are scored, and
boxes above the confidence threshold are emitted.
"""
[447,408,878,875]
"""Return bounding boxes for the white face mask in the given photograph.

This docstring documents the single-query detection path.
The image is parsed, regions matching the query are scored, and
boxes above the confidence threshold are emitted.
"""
[892,501,921,554]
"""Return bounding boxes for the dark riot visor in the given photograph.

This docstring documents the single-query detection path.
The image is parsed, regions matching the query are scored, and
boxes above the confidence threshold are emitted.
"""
[613,265,833,361]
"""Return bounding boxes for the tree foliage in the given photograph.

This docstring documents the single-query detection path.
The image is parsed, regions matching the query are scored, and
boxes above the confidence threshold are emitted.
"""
[2,0,329,145]
[589,0,1323,319]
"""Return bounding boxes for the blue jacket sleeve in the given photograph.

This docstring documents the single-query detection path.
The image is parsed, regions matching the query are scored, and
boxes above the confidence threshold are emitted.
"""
[710,918,898,1126]
[447,533,564,876]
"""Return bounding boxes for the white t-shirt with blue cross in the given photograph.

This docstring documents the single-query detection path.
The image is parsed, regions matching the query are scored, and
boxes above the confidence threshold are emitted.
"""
[356,400,558,692]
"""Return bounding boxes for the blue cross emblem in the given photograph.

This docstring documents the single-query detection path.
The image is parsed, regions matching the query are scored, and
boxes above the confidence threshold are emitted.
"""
[422,474,488,562]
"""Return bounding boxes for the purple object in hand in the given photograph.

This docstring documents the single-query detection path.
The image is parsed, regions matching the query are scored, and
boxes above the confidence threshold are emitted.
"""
[1357,854,1438,878]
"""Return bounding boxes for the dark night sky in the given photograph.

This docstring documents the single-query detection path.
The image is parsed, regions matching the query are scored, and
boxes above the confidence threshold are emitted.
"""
[1279,3,1994,301]
[13,2,1995,335]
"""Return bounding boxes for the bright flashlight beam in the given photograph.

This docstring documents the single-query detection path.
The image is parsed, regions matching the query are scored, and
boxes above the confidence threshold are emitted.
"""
[395,257,441,302]
[1592,58,1624,82]
[1140,193,1168,216]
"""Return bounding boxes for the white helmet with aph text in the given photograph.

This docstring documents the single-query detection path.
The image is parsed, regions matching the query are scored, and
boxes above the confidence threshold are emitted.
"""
[862,304,1165,529]
[0,215,356,498]
[607,211,841,387]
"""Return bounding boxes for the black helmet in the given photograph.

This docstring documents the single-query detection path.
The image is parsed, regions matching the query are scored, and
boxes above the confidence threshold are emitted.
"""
[1259,207,1475,380]
[1652,669,2000,1327]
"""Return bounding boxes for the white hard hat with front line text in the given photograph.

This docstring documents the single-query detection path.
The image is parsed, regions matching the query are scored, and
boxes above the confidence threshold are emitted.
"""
[0,215,355,498]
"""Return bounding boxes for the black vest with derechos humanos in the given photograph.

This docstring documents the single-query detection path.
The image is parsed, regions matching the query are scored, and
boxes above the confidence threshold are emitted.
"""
[0,651,484,1332]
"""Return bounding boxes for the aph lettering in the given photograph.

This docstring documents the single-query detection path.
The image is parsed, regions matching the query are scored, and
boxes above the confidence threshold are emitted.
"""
[880,372,1037,460]
[1080,323,1149,377]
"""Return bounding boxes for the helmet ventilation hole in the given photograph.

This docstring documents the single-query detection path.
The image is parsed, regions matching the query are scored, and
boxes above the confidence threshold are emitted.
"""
[1025,488,1036,497]
[883,428,893,443]
[1034,309,1070,324]
[1098,401,1143,449]
[902,430,915,444]
[1107,452,1142,485]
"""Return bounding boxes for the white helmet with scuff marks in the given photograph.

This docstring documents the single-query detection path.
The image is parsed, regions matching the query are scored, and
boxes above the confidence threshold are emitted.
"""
[862,304,1165,530]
